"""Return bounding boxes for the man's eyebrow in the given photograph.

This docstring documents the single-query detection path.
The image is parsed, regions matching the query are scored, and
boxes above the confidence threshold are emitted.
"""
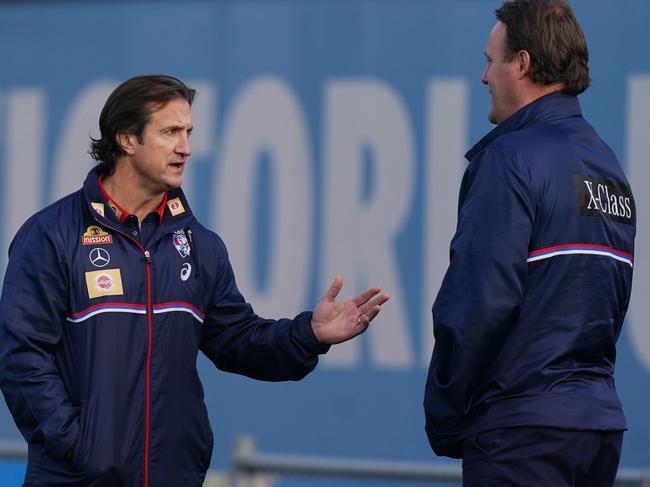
[162,123,192,131]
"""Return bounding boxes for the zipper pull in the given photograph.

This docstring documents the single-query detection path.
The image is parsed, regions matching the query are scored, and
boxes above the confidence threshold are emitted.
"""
[144,250,152,263]
[187,229,193,243]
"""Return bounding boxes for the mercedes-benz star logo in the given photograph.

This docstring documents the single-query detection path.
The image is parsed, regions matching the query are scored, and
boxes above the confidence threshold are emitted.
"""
[89,248,111,268]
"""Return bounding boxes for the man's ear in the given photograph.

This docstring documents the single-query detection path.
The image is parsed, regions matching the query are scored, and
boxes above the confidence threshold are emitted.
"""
[116,133,137,155]
[517,50,532,80]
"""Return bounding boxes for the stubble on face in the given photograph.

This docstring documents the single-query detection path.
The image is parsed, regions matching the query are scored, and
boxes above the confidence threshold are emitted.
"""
[132,98,193,194]
[483,21,520,125]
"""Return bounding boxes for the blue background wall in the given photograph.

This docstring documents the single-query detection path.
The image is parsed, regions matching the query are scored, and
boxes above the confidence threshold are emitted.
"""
[1,0,649,473]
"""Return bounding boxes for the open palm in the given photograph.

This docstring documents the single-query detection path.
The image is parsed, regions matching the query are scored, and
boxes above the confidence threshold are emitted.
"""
[311,275,390,344]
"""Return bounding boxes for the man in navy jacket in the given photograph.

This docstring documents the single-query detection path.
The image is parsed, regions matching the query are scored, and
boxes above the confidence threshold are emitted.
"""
[0,75,389,486]
[424,1,635,486]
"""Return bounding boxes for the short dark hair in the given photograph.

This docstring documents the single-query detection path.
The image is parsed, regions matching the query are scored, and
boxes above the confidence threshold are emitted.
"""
[495,0,590,95]
[89,75,196,174]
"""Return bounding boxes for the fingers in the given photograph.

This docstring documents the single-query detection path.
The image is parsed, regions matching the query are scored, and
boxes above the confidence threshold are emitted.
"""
[358,293,390,322]
[351,286,382,307]
[323,275,343,302]
[364,305,382,323]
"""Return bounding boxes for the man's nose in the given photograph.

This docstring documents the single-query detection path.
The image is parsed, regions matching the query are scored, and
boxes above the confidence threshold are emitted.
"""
[177,134,191,157]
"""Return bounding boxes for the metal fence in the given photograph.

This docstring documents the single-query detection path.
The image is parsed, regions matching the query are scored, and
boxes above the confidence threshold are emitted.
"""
[2,436,650,487]
[231,436,650,487]
[0,440,27,460]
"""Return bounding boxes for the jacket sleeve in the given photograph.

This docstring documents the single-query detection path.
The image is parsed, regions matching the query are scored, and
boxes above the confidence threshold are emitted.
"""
[424,145,534,457]
[200,236,329,381]
[0,217,79,460]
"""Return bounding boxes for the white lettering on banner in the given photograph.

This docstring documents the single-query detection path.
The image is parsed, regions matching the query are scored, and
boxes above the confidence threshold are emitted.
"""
[183,81,217,198]
[321,79,415,369]
[422,79,468,366]
[52,81,116,201]
[627,74,650,372]
[214,76,312,317]
[1,89,45,276]
[13,76,639,372]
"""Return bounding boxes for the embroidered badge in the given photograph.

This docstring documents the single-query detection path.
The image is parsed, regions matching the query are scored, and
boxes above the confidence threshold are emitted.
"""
[574,175,634,225]
[91,203,105,217]
[172,229,191,258]
[85,269,124,299]
[167,197,185,216]
[81,225,113,245]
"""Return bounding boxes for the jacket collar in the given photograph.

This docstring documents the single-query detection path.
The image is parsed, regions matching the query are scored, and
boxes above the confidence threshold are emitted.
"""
[465,92,582,161]
[97,174,168,224]
[82,166,194,230]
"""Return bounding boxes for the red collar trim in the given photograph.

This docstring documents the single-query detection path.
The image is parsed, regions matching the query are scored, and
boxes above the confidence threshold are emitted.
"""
[98,175,167,224]
[154,193,168,223]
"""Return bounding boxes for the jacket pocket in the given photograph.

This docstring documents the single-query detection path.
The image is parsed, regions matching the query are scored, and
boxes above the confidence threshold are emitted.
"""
[467,428,504,458]
[70,400,90,471]
[198,403,214,471]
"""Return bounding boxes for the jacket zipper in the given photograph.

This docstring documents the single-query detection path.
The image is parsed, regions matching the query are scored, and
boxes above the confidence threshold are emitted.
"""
[143,249,152,487]
[90,215,154,487]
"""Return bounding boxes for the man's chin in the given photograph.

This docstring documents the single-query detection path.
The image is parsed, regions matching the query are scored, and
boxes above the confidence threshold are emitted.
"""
[163,178,183,191]
[488,105,505,125]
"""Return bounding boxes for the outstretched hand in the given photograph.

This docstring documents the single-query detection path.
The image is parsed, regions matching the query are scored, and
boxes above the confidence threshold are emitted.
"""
[311,275,390,345]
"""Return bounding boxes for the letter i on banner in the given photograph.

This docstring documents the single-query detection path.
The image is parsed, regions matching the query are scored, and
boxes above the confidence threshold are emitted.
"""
[1,89,45,280]
[627,75,650,372]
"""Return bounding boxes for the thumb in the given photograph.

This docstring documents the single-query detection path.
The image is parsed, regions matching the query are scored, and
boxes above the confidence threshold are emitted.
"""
[323,275,343,302]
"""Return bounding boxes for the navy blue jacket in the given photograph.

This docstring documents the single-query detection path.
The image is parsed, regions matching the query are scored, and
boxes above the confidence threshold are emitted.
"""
[424,93,636,458]
[0,168,329,486]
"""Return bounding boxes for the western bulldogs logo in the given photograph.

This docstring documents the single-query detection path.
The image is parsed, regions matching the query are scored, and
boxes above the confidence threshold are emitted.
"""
[173,229,191,258]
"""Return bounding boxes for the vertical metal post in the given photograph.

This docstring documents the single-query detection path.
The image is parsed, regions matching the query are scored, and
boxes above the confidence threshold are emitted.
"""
[231,435,257,487]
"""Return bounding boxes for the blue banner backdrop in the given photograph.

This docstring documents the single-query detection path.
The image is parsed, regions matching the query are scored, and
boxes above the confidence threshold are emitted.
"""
[1,0,649,471]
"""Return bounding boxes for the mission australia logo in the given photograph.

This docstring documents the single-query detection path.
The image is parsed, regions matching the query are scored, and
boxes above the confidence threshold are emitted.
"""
[574,175,635,225]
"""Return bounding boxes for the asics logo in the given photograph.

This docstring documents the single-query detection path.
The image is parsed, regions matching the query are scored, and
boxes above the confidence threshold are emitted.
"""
[181,263,192,281]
